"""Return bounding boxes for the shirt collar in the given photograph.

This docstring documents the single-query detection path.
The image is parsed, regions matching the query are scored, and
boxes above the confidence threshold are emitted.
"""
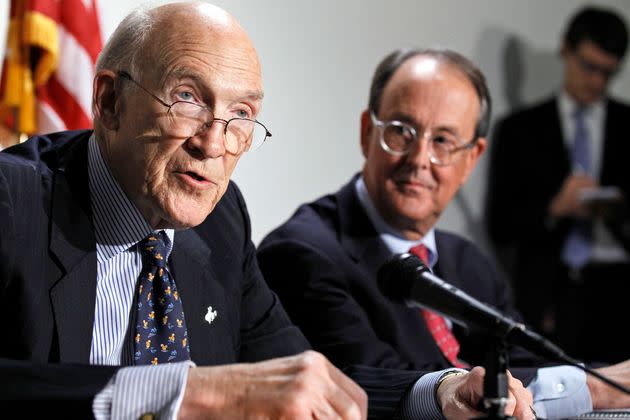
[354,176,438,268]
[558,90,604,122]
[88,134,174,262]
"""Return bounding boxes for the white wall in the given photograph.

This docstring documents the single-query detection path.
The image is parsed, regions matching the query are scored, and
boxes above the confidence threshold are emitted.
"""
[5,0,630,252]
[0,1,8,76]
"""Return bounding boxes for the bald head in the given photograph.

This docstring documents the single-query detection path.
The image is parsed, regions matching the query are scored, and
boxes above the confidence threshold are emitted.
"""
[97,2,259,81]
[368,48,491,139]
[147,2,259,87]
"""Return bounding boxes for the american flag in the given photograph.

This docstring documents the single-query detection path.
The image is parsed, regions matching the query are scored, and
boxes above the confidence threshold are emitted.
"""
[0,0,102,135]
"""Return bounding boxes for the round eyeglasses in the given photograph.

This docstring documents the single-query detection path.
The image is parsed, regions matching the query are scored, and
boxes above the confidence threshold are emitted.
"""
[370,112,476,166]
[119,71,272,155]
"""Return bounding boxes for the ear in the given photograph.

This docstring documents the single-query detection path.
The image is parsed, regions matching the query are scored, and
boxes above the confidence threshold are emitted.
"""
[360,109,372,158]
[92,70,121,131]
[460,137,487,184]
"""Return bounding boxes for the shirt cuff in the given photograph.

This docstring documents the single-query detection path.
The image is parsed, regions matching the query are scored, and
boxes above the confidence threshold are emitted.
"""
[93,361,193,420]
[528,365,592,419]
[400,369,464,420]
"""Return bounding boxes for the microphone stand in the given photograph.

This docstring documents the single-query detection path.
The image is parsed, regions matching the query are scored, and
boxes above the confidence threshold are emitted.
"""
[475,324,630,420]
[474,335,515,420]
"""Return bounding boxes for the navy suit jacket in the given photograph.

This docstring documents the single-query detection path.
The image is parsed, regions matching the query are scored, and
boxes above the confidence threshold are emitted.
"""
[258,176,541,384]
[0,132,425,419]
[486,97,630,332]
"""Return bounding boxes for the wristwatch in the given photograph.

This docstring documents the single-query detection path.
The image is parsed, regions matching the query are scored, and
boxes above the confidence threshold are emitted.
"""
[436,369,468,388]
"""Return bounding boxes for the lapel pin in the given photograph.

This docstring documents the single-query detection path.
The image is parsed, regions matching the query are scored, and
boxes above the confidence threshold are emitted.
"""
[205,306,218,325]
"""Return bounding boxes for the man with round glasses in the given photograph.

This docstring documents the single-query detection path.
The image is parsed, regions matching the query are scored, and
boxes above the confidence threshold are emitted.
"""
[487,6,630,364]
[369,110,477,164]
[258,48,630,418]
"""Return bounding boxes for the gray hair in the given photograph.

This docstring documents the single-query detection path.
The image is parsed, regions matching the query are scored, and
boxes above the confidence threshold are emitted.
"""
[92,6,155,134]
[368,48,492,139]
[95,6,155,76]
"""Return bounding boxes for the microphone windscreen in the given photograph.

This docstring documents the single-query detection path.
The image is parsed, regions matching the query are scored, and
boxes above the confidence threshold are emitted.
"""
[377,253,429,302]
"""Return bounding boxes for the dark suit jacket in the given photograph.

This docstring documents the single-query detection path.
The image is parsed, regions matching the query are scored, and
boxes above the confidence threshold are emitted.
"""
[0,132,424,419]
[258,176,540,385]
[485,97,630,333]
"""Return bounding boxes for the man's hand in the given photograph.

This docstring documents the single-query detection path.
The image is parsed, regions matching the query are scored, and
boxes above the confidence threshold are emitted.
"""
[588,359,630,409]
[179,350,367,419]
[437,367,534,420]
[549,174,598,218]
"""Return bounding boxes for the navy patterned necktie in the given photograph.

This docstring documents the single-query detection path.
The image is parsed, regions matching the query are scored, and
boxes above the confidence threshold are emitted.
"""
[134,232,190,364]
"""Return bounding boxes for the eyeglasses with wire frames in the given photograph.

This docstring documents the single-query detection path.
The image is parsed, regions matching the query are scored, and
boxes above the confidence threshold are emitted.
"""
[572,51,619,79]
[370,111,478,166]
[118,71,272,154]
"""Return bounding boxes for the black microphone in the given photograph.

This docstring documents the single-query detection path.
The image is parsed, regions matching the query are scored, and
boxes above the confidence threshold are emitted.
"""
[377,252,630,397]
[377,252,568,361]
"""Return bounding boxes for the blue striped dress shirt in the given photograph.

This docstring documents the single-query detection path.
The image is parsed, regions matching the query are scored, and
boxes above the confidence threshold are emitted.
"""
[87,135,190,419]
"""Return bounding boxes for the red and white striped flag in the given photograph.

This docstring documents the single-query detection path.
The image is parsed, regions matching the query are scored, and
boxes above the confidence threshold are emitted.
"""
[0,0,102,136]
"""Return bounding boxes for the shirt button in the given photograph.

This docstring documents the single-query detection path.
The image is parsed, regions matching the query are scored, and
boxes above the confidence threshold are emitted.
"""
[555,382,565,393]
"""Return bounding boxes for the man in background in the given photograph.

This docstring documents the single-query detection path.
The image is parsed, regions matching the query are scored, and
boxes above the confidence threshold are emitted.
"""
[258,47,630,419]
[486,6,630,363]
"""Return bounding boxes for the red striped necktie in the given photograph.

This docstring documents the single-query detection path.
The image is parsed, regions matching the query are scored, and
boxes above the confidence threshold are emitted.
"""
[408,244,468,368]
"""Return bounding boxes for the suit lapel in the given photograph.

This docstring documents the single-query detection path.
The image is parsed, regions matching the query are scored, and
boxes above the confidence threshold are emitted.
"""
[169,229,219,364]
[48,134,98,363]
[336,177,392,276]
[548,98,572,171]
[432,232,464,289]
[600,99,622,183]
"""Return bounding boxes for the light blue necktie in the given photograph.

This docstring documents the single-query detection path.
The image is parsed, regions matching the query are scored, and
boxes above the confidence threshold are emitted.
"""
[561,106,592,269]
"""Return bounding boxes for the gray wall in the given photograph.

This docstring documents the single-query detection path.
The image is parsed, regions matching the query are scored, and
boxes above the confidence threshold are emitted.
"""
[4,0,630,252]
